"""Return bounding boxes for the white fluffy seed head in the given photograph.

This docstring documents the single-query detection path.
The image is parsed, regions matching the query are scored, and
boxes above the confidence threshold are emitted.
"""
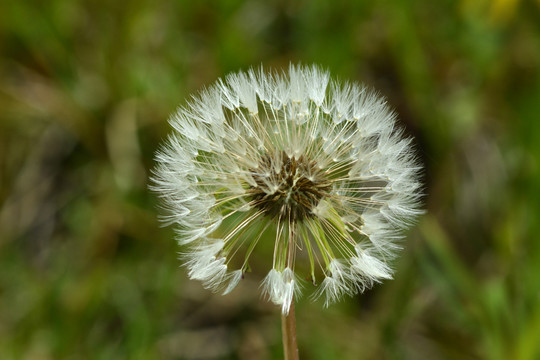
[151,64,423,314]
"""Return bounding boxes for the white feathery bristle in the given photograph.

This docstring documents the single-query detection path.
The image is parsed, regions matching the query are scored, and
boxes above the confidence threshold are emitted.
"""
[223,270,243,295]
[351,247,393,288]
[313,260,352,307]
[262,268,299,315]
[303,65,329,106]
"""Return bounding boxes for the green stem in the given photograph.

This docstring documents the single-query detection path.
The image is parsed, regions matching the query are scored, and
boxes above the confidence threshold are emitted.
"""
[281,300,299,360]
[282,227,299,360]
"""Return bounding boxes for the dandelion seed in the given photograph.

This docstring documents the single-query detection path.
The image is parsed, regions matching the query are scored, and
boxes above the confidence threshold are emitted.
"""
[151,64,423,314]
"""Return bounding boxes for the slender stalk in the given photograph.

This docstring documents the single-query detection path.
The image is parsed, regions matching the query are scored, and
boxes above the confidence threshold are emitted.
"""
[282,227,299,360]
[281,299,299,360]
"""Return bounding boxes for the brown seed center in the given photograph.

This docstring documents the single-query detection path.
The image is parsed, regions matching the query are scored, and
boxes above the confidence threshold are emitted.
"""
[247,151,331,222]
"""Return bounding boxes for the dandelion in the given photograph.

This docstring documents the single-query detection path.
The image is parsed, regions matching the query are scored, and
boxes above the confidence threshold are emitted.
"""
[152,64,422,316]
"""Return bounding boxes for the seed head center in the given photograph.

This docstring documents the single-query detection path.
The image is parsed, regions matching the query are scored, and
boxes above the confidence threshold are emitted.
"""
[248,151,331,222]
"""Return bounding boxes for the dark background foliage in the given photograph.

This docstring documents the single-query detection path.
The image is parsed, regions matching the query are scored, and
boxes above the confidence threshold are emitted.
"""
[1,0,539,359]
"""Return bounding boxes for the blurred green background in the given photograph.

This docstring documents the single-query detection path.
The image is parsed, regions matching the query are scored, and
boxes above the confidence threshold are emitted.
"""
[1,0,540,359]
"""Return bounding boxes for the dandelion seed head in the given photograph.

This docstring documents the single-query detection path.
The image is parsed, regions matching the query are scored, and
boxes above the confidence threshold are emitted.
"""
[151,64,423,314]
